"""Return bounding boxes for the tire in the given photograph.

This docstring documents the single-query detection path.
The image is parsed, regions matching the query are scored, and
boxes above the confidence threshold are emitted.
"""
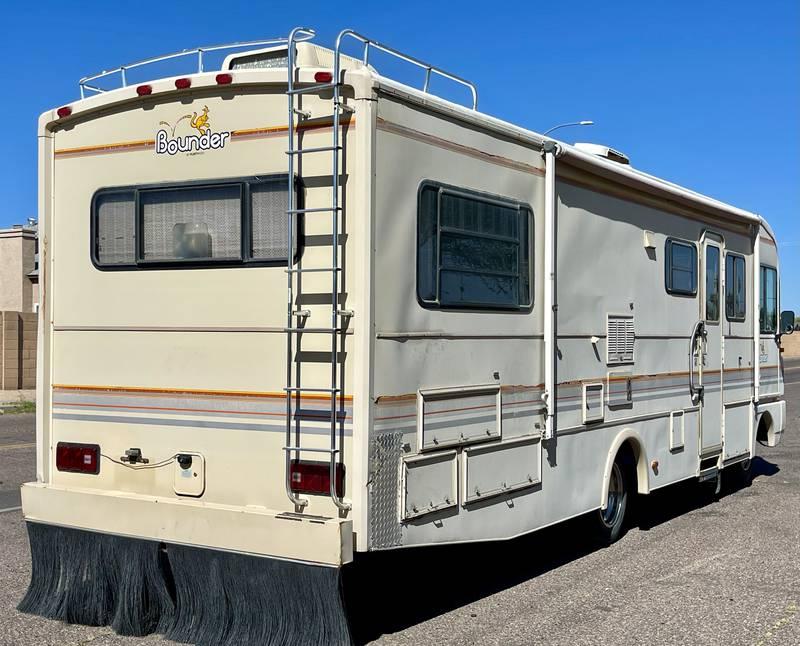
[727,458,753,491]
[593,458,630,545]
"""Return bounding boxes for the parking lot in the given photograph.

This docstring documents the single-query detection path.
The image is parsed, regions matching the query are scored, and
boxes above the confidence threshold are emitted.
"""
[1,359,798,645]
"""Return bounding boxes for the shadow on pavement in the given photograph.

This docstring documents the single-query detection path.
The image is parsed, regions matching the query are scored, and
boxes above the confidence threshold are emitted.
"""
[343,455,780,644]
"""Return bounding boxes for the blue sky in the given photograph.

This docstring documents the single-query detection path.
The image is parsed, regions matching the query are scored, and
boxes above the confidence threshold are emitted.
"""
[0,1,797,309]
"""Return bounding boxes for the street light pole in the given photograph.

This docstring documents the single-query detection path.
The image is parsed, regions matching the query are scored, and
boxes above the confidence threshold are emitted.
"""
[542,120,594,136]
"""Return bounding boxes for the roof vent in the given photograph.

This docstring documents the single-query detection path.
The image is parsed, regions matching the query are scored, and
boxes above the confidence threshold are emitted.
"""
[574,143,630,165]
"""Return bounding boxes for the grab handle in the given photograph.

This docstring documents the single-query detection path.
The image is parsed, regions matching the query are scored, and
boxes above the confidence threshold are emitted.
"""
[689,320,706,403]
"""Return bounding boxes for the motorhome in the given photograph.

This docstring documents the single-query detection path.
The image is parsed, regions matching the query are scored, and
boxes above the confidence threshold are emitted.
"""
[18,27,793,645]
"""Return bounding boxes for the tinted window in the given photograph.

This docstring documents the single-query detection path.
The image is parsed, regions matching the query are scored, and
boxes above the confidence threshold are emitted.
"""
[418,184,532,309]
[725,254,746,321]
[665,239,697,296]
[705,245,720,322]
[760,265,778,333]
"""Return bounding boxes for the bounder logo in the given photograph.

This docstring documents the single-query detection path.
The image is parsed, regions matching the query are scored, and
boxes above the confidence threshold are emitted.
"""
[156,106,230,155]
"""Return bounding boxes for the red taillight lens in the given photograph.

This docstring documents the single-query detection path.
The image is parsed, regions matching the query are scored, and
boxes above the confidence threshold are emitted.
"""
[56,442,100,474]
[175,77,192,89]
[56,106,72,118]
[136,84,153,96]
[290,460,344,497]
[314,71,333,83]
[216,73,233,85]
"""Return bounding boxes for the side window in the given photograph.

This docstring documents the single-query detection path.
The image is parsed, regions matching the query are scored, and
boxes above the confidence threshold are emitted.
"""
[665,238,697,296]
[92,174,292,269]
[417,183,532,310]
[725,253,746,321]
[760,265,778,333]
[704,245,720,322]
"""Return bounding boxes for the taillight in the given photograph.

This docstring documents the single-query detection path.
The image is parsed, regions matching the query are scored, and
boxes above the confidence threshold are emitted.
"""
[290,460,344,497]
[215,73,233,85]
[174,77,192,89]
[56,442,100,474]
[314,71,333,83]
[56,106,72,118]
[136,84,153,96]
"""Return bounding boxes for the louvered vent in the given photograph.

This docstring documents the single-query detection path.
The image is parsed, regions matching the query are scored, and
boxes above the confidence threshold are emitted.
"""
[607,315,635,364]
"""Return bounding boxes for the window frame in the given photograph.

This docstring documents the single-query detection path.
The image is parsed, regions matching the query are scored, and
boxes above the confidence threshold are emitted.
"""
[725,252,747,322]
[759,264,778,334]
[91,172,299,271]
[664,237,698,297]
[416,180,534,312]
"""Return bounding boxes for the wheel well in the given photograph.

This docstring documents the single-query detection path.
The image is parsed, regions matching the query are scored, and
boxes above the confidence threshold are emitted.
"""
[616,440,639,491]
[757,412,773,444]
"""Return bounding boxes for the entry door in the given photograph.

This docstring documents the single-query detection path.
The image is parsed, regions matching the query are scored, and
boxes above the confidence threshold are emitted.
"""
[699,235,723,455]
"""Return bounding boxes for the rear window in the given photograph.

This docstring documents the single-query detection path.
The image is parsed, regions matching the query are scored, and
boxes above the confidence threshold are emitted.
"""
[92,174,293,269]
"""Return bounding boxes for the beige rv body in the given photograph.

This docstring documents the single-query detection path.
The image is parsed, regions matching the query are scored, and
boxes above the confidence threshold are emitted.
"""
[25,40,786,573]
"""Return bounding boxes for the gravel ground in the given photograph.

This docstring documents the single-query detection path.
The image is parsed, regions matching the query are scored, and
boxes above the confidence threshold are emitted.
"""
[0,360,798,645]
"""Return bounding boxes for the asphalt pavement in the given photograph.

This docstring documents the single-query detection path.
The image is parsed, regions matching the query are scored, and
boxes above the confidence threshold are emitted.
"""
[0,359,798,645]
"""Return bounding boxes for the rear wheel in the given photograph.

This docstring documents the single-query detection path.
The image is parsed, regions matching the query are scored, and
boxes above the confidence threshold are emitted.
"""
[726,458,753,491]
[593,459,629,544]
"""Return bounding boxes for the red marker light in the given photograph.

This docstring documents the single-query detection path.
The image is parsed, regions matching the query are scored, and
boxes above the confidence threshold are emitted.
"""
[215,73,233,85]
[56,442,100,474]
[56,106,72,118]
[175,77,192,89]
[290,460,344,497]
[136,84,153,96]
[314,71,333,83]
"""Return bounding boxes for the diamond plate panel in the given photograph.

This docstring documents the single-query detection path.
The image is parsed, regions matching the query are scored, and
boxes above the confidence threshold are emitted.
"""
[368,432,404,549]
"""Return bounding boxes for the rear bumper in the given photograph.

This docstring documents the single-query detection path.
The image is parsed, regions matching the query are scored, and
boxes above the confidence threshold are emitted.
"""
[21,482,353,566]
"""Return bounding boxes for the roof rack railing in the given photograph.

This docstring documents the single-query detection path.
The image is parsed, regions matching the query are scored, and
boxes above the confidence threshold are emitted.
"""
[78,37,303,98]
[334,28,478,110]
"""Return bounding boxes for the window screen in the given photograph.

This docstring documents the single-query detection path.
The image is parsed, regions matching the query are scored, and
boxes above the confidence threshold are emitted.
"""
[95,192,135,265]
[141,185,242,261]
[665,239,697,296]
[418,183,532,309]
[251,180,291,261]
[760,265,778,333]
[725,254,746,321]
[704,244,720,322]
[92,174,292,269]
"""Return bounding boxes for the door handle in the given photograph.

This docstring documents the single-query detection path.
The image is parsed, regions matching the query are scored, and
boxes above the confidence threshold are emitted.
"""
[689,320,706,403]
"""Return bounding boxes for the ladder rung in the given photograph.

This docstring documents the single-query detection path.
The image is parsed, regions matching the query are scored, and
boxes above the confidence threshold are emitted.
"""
[285,327,342,333]
[286,267,341,274]
[285,449,340,458]
[287,83,336,95]
[284,387,341,393]
[286,145,341,155]
[292,309,311,317]
[287,207,342,214]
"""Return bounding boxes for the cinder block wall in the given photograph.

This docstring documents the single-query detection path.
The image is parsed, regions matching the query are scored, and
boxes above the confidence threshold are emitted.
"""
[0,311,37,389]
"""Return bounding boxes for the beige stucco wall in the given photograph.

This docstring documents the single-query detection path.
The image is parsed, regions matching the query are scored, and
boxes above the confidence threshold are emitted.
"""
[782,333,800,358]
[0,228,37,313]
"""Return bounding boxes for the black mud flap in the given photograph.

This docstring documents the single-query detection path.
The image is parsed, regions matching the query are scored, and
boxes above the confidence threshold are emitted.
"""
[18,522,352,645]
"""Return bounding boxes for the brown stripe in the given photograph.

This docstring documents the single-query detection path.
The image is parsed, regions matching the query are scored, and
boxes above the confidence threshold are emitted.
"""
[54,117,354,158]
[52,384,353,402]
[377,117,545,178]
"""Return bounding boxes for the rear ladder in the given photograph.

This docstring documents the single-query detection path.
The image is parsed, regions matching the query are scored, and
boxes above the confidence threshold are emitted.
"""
[284,27,351,511]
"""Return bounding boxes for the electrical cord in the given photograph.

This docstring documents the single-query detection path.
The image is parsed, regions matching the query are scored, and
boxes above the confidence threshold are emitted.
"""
[101,453,180,470]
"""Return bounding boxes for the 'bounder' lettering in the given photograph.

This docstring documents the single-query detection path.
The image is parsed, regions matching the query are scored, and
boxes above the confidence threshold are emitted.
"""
[156,129,230,155]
